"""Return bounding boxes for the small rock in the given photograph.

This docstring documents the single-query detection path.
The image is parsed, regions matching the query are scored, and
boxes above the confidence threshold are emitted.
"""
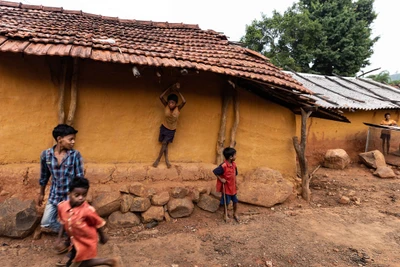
[197,194,220,212]
[374,166,395,179]
[348,190,356,197]
[120,194,134,213]
[129,183,149,197]
[141,206,164,223]
[316,204,322,207]
[130,197,151,212]
[0,190,9,196]
[108,211,141,228]
[339,196,350,204]
[333,248,339,252]
[151,191,170,206]
[170,187,189,198]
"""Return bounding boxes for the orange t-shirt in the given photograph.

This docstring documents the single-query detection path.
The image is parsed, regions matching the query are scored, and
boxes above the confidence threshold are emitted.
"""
[163,106,180,130]
[58,200,105,262]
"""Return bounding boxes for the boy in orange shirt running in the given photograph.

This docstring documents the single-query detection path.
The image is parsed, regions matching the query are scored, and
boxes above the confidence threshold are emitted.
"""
[56,177,119,267]
[213,147,239,222]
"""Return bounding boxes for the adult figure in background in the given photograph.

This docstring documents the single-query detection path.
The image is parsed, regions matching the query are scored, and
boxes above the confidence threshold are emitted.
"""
[380,113,397,155]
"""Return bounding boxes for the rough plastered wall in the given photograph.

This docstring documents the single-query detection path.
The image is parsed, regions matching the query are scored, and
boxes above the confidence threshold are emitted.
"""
[0,53,57,163]
[296,110,400,165]
[235,89,297,178]
[0,53,297,178]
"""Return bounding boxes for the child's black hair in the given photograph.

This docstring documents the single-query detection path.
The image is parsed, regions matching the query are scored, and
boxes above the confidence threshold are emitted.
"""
[52,124,78,141]
[223,147,236,160]
[385,113,391,118]
[167,94,178,103]
[69,177,90,192]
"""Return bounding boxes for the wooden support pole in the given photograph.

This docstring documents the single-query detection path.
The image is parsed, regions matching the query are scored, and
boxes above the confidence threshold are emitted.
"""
[292,108,312,202]
[229,89,239,148]
[57,59,68,124]
[216,93,231,164]
[66,58,79,126]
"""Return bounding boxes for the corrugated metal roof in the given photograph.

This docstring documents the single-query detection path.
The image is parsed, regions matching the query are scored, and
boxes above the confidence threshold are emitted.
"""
[284,72,400,110]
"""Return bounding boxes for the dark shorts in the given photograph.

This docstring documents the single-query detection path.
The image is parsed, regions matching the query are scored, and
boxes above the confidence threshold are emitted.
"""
[380,133,391,140]
[220,194,238,205]
[158,124,176,143]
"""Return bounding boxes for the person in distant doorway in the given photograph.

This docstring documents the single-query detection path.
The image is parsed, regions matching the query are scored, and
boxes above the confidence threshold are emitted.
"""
[380,113,397,155]
[153,83,186,168]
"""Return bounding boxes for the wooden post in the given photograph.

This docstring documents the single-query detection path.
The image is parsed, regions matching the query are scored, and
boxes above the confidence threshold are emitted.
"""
[292,108,312,202]
[229,89,239,148]
[66,58,79,126]
[57,59,68,124]
[216,93,231,164]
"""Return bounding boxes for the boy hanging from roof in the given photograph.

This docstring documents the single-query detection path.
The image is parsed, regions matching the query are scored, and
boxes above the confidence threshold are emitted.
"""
[213,147,240,222]
[153,83,186,168]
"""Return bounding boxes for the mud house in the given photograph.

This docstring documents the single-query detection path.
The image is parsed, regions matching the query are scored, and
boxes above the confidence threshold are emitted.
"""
[0,1,347,189]
[285,71,400,165]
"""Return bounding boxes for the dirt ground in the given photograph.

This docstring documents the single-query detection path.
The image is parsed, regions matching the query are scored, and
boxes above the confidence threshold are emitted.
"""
[1,163,400,267]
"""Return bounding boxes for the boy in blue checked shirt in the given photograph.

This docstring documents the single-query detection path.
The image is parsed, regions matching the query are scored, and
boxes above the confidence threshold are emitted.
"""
[37,124,84,244]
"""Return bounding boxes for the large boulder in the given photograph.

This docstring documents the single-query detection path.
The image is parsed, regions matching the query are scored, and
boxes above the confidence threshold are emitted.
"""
[91,191,121,217]
[167,197,194,218]
[239,168,293,207]
[130,197,151,212]
[0,198,39,238]
[323,149,350,169]
[359,150,386,169]
[107,211,141,228]
[197,194,220,212]
[373,166,395,179]
[151,191,170,206]
[141,206,165,223]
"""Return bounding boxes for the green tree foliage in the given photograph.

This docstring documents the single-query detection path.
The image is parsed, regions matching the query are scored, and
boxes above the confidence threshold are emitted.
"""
[367,70,391,84]
[241,0,379,76]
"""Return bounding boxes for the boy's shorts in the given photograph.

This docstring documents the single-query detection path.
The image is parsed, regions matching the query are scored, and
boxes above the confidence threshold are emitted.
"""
[220,194,238,205]
[159,124,176,143]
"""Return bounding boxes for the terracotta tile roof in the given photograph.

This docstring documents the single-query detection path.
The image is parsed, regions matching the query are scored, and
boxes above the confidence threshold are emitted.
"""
[0,1,350,122]
[0,1,309,93]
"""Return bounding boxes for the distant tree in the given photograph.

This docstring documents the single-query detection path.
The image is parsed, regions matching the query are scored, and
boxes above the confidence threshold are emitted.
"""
[367,70,391,83]
[241,0,379,76]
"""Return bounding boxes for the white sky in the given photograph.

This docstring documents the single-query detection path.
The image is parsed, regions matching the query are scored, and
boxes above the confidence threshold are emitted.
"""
[13,0,400,76]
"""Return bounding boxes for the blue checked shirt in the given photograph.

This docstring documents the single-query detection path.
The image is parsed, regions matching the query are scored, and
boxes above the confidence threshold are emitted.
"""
[39,146,84,205]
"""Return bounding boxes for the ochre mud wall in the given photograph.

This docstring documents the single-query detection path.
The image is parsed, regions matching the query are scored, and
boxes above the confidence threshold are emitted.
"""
[297,110,400,165]
[0,53,297,178]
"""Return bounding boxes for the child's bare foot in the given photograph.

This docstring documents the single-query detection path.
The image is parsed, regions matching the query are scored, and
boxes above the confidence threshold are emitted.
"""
[152,160,159,168]
[110,257,120,267]
[233,214,240,223]
[165,160,172,168]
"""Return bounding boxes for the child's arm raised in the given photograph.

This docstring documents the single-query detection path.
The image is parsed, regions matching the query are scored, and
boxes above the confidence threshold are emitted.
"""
[177,89,186,110]
[159,83,180,106]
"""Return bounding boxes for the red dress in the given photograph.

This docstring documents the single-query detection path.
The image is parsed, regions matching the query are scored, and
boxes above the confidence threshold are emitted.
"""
[214,160,237,195]
[58,200,106,262]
